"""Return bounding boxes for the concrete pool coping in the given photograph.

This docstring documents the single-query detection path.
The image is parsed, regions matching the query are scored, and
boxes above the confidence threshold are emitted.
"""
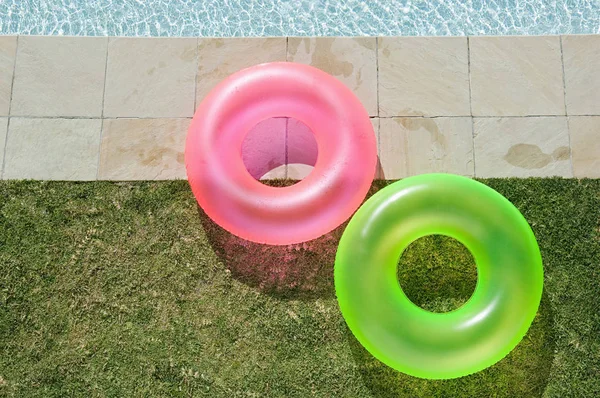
[0,34,599,180]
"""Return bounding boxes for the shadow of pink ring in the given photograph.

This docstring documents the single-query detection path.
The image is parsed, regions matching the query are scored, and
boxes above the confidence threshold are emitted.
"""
[185,62,377,245]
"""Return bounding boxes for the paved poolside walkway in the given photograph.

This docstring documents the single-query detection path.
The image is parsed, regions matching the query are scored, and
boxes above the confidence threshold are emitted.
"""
[0,35,598,180]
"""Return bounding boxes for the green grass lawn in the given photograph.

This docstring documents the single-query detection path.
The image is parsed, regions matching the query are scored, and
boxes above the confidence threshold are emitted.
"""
[0,179,599,397]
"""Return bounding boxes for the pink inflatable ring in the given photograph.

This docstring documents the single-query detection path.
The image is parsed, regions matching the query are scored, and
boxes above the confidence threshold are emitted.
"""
[185,62,377,245]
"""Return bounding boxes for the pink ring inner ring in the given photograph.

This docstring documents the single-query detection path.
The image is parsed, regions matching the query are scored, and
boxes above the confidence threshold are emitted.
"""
[242,117,318,180]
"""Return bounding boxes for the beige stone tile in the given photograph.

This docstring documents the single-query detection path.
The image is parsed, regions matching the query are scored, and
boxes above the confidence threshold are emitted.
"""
[0,118,7,177]
[261,165,287,180]
[473,117,571,177]
[287,164,314,180]
[379,117,473,179]
[470,36,565,116]
[288,37,377,116]
[378,37,470,118]
[104,38,197,118]
[3,118,101,180]
[0,36,17,116]
[11,36,107,117]
[99,118,189,180]
[196,38,286,105]
[562,35,600,116]
[569,116,600,178]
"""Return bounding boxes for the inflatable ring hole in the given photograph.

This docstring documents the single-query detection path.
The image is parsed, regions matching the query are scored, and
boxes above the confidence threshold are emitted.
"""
[396,234,478,313]
[242,117,318,185]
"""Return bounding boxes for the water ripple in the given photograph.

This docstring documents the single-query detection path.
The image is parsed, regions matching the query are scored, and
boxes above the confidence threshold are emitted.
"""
[0,0,598,36]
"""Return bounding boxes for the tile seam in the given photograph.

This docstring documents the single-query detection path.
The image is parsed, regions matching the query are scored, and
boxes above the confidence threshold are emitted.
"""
[467,36,476,177]
[375,117,381,179]
[5,115,195,120]
[284,116,289,179]
[566,115,575,178]
[375,37,380,118]
[2,115,583,120]
[285,36,289,178]
[96,36,110,180]
[6,35,18,116]
[559,36,574,176]
[377,114,573,119]
[1,118,9,180]
[2,35,20,179]
[559,36,569,116]
[193,37,200,113]
[374,37,381,178]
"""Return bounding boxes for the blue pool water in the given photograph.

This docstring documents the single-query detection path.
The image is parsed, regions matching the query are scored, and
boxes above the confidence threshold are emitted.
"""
[0,0,598,37]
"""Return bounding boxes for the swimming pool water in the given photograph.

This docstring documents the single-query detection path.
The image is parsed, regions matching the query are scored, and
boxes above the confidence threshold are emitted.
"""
[0,0,599,37]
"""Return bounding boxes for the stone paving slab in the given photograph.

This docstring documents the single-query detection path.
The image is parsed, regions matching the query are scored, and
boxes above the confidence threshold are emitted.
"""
[379,117,474,179]
[378,37,470,118]
[11,36,107,117]
[98,118,189,180]
[470,36,565,117]
[3,118,101,180]
[104,37,197,118]
[473,117,571,178]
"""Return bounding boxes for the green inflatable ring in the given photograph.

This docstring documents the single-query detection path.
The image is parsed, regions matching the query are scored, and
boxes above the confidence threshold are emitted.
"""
[335,174,543,379]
